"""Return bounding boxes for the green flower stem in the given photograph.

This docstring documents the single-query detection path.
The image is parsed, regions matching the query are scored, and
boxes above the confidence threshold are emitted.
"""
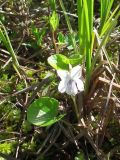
[52,31,58,53]
[71,96,80,123]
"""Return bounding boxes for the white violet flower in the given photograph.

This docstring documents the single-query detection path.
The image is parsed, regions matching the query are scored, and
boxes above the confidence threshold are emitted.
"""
[57,65,84,96]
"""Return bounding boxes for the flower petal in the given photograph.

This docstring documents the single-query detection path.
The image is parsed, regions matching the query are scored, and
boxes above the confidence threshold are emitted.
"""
[75,79,84,91]
[72,81,78,95]
[70,65,82,80]
[57,70,69,80]
[66,80,78,95]
[58,80,67,93]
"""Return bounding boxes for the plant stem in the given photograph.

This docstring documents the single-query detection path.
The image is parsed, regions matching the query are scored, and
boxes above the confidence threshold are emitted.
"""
[52,31,58,53]
[71,96,80,123]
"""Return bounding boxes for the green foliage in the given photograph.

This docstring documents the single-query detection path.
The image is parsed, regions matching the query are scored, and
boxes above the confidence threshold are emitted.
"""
[0,74,12,93]
[50,11,59,32]
[25,69,35,77]
[27,97,63,126]
[0,102,20,125]
[100,0,114,34]
[59,0,119,93]
[0,21,20,72]
[59,0,94,91]
[49,0,56,11]
[22,121,32,133]
[69,54,83,66]
[7,109,20,122]
[16,81,25,91]
[100,3,120,37]
[57,32,79,50]
[57,32,65,45]
[0,142,15,154]
[31,25,46,47]
[59,0,78,53]
[48,53,69,70]
[21,142,36,151]
[48,52,83,71]
[74,151,84,160]
[0,15,5,23]
[0,0,119,159]
[77,0,94,91]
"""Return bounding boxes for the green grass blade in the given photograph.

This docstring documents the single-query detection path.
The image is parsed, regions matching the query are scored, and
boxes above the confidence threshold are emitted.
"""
[77,0,94,92]
[91,11,119,72]
[0,21,20,68]
[49,0,56,11]
[77,0,86,55]
[100,4,120,36]
[100,0,114,34]
[84,0,94,91]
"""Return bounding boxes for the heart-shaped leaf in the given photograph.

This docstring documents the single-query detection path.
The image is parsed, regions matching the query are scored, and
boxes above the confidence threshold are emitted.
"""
[48,54,69,70]
[27,97,60,127]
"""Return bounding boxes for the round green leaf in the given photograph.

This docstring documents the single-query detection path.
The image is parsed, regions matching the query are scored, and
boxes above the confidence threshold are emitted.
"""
[48,54,69,70]
[27,97,59,126]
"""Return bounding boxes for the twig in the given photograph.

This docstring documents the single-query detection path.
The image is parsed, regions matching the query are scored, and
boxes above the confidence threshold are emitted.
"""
[36,130,53,154]
[36,126,61,160]
[0,0,9,7]
[98,76,120,90]
[98,74,116,147]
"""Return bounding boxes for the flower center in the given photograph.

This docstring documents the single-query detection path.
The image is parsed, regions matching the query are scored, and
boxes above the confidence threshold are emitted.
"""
[67,79,74,88]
